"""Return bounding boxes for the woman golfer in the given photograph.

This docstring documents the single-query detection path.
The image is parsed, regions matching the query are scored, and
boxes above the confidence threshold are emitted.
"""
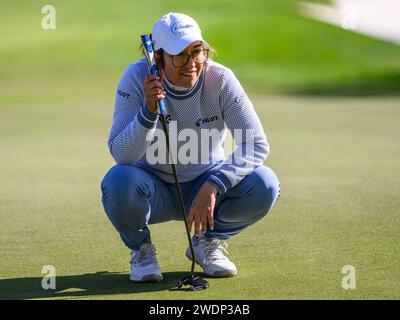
[101,12,280,282]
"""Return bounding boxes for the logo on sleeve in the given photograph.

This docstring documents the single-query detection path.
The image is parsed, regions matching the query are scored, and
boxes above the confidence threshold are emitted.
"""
[235,91,247,104]
[117,89,130,99]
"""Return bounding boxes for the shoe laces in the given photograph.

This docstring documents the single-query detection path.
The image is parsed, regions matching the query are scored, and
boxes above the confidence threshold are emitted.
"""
[201,239,229,262]
[131,244,158,267]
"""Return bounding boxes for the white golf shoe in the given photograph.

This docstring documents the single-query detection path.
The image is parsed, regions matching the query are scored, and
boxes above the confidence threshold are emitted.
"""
[130,243,163,282]
[186,236,237,277]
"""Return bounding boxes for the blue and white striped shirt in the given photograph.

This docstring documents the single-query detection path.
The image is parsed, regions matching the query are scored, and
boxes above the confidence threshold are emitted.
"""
[108,58,269,194]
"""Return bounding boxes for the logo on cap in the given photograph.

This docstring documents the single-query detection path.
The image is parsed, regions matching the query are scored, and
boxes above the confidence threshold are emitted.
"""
[171,22,194,34]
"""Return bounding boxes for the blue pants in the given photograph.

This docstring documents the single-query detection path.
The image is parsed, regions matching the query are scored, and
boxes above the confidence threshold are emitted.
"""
[101,165,280,250]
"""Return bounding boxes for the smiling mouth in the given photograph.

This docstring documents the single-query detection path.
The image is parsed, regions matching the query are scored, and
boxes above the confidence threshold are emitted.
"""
[181,70,197,77]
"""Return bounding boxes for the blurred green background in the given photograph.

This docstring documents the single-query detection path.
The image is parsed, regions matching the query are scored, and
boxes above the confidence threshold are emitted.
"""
[1,0,400,105]
[0,0,399,300]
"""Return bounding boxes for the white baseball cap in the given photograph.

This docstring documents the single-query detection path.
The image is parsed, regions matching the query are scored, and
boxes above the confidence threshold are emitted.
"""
[152,12,205,55]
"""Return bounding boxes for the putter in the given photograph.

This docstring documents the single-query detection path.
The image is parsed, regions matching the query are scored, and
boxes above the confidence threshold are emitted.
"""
[141,34,209,291]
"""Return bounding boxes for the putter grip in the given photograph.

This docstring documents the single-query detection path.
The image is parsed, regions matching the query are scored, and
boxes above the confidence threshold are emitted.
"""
[141,34,167,115]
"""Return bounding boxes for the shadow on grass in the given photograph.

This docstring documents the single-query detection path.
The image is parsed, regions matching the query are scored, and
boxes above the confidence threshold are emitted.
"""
[0,271,209,300]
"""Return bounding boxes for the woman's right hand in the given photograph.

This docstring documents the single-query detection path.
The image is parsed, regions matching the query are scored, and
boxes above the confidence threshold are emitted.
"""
[143,72,166,114]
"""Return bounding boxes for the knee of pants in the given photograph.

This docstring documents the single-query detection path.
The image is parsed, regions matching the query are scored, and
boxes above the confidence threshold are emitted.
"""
[101,165,147,224]
[246,166,281,218]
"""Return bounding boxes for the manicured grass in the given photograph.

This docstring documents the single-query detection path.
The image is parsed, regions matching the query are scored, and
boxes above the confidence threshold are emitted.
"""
[0,95,399,299]
[1,0,399,300]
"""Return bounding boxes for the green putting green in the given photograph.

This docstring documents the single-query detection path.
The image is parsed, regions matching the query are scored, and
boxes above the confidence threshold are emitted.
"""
[1,0,399,299]
[0,96,399,299]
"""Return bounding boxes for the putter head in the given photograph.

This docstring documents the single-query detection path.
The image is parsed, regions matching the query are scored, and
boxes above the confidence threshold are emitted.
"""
[177,274,209,291]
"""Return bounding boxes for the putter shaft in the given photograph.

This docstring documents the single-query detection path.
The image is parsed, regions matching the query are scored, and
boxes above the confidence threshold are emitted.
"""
[159,115,196,275]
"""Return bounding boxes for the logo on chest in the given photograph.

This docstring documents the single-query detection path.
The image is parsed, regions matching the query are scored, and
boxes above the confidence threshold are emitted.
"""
[195,115,219,127]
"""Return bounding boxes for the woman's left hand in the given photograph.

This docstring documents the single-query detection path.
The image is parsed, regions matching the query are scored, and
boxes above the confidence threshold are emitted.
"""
[187,181,218,236]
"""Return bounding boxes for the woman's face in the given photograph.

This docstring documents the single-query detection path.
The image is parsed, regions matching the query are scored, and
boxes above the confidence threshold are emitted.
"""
[160,41,206,88]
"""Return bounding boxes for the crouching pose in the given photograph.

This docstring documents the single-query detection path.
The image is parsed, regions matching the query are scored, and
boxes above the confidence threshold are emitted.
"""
[101,12,280,282]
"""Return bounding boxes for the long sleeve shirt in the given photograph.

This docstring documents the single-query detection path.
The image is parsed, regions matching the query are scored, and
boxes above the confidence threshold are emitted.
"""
[107,58,269,194]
